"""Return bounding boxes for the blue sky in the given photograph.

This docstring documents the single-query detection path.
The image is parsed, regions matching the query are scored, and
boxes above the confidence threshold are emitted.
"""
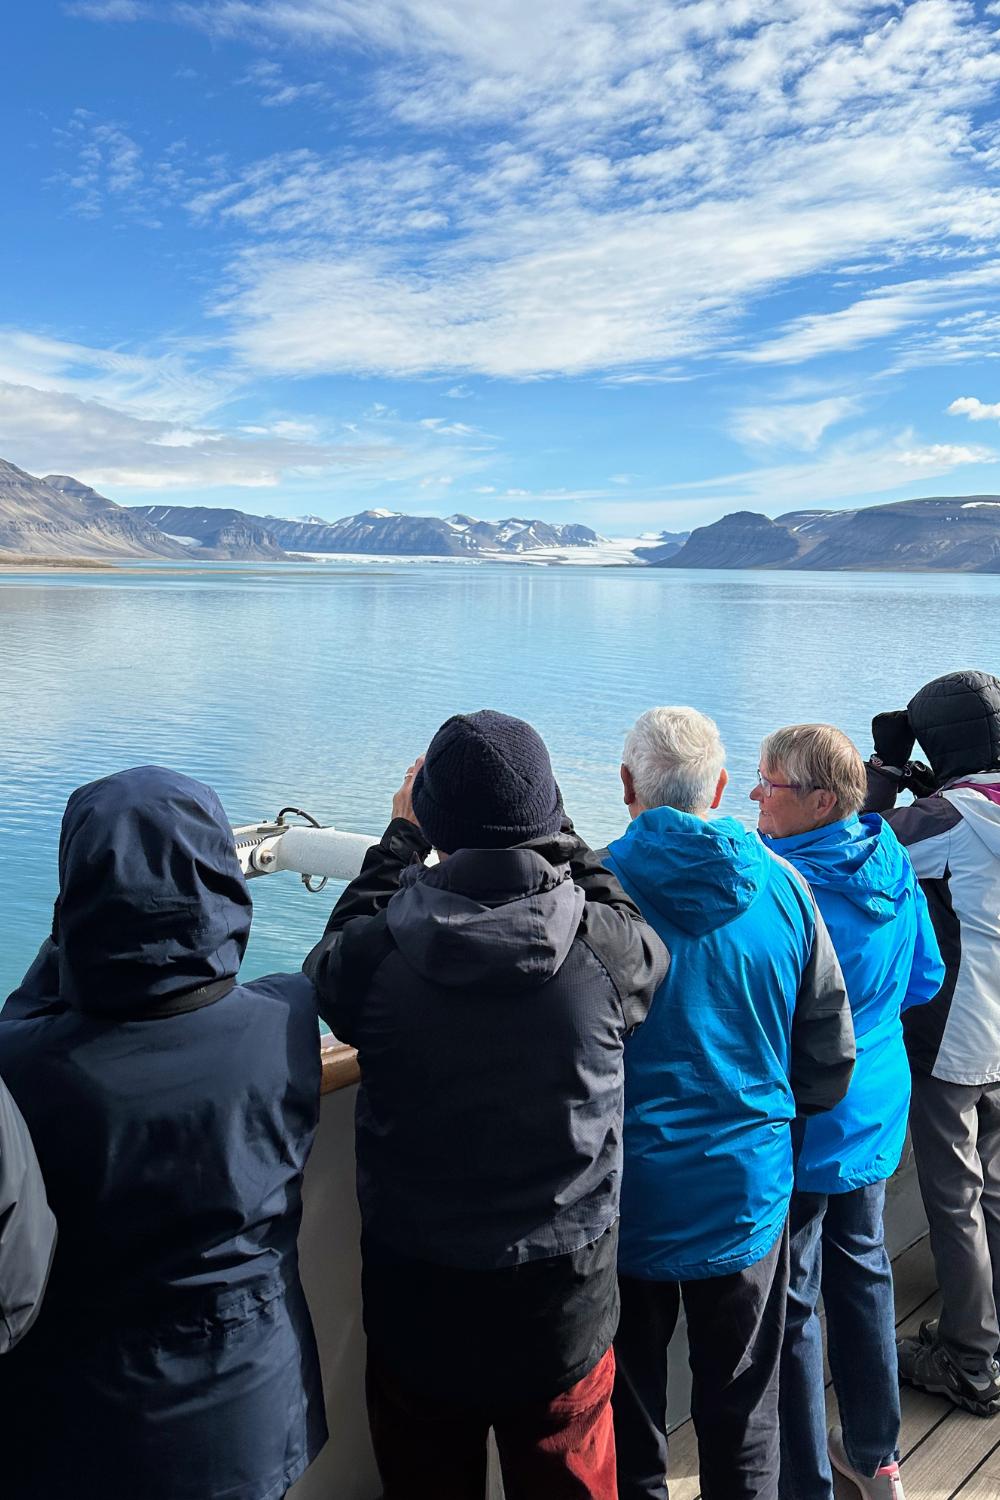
[5,0,1000,534]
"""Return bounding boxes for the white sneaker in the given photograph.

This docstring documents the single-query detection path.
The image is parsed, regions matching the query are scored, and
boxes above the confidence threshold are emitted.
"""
[828,1426,905,1499]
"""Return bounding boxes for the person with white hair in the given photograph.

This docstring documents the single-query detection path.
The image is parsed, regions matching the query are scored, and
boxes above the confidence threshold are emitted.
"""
[606,707,855,1500]
[751,723,942,1500]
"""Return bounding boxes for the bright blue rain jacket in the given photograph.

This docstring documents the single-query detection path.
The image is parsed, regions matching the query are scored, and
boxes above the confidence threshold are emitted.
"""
[764,814,944,1195]
[0,766,327,1500]
[607,806,853,1281]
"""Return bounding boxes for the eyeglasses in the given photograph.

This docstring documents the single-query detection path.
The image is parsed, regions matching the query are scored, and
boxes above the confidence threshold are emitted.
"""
[755,769,808,798]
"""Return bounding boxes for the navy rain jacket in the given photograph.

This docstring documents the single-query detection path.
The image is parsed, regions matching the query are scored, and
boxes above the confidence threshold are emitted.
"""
[0,766,327,1500]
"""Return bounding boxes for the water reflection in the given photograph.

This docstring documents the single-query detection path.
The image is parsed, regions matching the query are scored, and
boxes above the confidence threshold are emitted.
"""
[2,563,997,995]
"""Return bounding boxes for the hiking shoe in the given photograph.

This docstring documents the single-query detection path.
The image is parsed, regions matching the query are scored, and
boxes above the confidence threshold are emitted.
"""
[897,1332,1000,1417]
[828,1426,905,1499]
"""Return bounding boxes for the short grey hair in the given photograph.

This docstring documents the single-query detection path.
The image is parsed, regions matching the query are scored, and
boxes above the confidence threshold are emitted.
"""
[623,707,726,813]
[759,723,867,818]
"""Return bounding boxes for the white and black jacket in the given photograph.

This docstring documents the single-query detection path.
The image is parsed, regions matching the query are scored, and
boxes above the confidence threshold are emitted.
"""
[866,768,1000,1084]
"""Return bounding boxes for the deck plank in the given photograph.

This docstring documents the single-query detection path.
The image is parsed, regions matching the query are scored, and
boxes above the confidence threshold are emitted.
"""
[896,1410,1000,1499]
[950,1437,1000,1497]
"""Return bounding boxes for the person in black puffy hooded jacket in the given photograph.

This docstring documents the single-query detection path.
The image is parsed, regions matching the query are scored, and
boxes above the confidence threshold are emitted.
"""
[0,765,328,1500]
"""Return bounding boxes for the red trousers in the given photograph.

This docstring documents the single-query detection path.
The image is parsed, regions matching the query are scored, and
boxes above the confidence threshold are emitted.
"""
[366,1345,618,1499]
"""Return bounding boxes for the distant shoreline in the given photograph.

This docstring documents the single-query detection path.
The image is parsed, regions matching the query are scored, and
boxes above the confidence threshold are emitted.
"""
[0,556,117,571]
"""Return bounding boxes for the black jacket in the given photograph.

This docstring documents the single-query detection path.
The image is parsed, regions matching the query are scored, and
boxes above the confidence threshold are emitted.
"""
[0,766,327,1500]
[304,818,668,1399]
[0,1074,55,1354]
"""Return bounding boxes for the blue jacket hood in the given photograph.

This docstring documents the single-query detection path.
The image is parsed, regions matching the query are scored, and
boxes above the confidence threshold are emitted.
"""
[763,814,907,925]
[56,765,252,1016]
[607,806,770,935]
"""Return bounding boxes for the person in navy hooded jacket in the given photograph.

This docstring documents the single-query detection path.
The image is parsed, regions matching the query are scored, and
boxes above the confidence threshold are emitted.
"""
[0,766,327,1500]
[607,707,855,1500]
[752,724,943,1500]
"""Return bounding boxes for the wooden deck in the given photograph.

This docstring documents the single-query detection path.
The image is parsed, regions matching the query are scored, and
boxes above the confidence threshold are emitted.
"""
[666,1237,1000,1499]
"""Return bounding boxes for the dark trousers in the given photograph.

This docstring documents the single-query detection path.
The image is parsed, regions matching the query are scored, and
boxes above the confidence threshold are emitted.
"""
[613,1227,789,1500]
[909,1069,1000,1370]
[366,1345,618,1500]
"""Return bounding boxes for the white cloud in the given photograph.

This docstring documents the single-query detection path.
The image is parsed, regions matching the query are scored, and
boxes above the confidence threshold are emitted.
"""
[731,396,859,450]
[419,417,481,436]
[655,428,999,513]
[0,329,234,423]
[741,265,1000,366]
[238,60,327,108]
[0,380,388,491]
[0,330,499,498]
[896,442,993,468]
[948,395,1000,422]
[68,2,1000,382]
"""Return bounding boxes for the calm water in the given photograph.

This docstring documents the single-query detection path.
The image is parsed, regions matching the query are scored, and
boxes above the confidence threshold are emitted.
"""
[2,561,999,998]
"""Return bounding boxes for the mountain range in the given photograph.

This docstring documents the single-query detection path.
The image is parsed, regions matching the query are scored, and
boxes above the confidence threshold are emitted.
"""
[3,455,1000,571]
[130,503,604,558]
[658,497,1000,572]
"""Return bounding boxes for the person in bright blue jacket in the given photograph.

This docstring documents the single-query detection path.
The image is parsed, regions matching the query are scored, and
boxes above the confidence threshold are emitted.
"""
[753,724,944,1500]
[0,766,328,1500]
[607,708,855,1500]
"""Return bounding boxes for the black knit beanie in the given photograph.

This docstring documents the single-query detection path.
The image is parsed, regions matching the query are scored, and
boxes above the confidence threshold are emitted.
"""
[411,710,563,853]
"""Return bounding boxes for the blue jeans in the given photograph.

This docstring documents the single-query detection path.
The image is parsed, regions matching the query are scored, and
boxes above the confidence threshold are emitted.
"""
[778,1182,900,1500]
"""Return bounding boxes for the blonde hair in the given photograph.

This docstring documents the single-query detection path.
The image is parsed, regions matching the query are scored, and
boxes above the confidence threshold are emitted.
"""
[623,707,725,813]
[759,723,866,818]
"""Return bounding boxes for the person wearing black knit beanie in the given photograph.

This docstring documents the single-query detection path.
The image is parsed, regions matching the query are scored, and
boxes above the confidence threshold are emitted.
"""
[411,709,563,854]
[303,709,668,1500]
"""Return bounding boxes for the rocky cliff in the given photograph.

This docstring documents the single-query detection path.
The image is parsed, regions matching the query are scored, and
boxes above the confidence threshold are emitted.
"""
[658,511,801,569]
[130,504,290,560]
[657,497,1000,572]
[0,461,184,558]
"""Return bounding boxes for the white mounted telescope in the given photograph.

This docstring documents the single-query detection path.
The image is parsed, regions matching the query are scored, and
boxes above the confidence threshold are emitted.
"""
[232,809,379,891]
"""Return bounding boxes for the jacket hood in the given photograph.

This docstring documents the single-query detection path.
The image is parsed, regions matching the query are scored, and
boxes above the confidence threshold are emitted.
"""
[386,833,584,991]
[56,765,251,1016]
[908,669,1000,783]
[944,775,1000,860]
[607,806,769,935]
[763,814,907,925]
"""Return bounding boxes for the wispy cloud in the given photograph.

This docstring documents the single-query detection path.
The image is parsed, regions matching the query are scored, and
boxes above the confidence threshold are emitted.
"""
[731,396,859,451]
[0,379,387,491]
[0,329,497,497]
[151,3,1000,380]
[657,429,999,512]
[237,60,327,108]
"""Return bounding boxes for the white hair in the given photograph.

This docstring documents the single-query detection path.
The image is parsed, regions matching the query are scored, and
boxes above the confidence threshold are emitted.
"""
[623,707,726,814]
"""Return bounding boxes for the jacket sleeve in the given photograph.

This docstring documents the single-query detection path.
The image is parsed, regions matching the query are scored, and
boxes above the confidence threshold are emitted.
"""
[0,1077,57,1354]
[790,900,856,1118]
[571,838,670,1030]
[2,941,67,1022]
[901,878,946,1012]
[302,818,427,1042]
[883,798,955,882]
[862,763,902,814]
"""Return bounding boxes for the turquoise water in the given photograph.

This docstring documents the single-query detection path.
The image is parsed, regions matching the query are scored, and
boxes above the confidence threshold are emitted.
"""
[2,561,998,998]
